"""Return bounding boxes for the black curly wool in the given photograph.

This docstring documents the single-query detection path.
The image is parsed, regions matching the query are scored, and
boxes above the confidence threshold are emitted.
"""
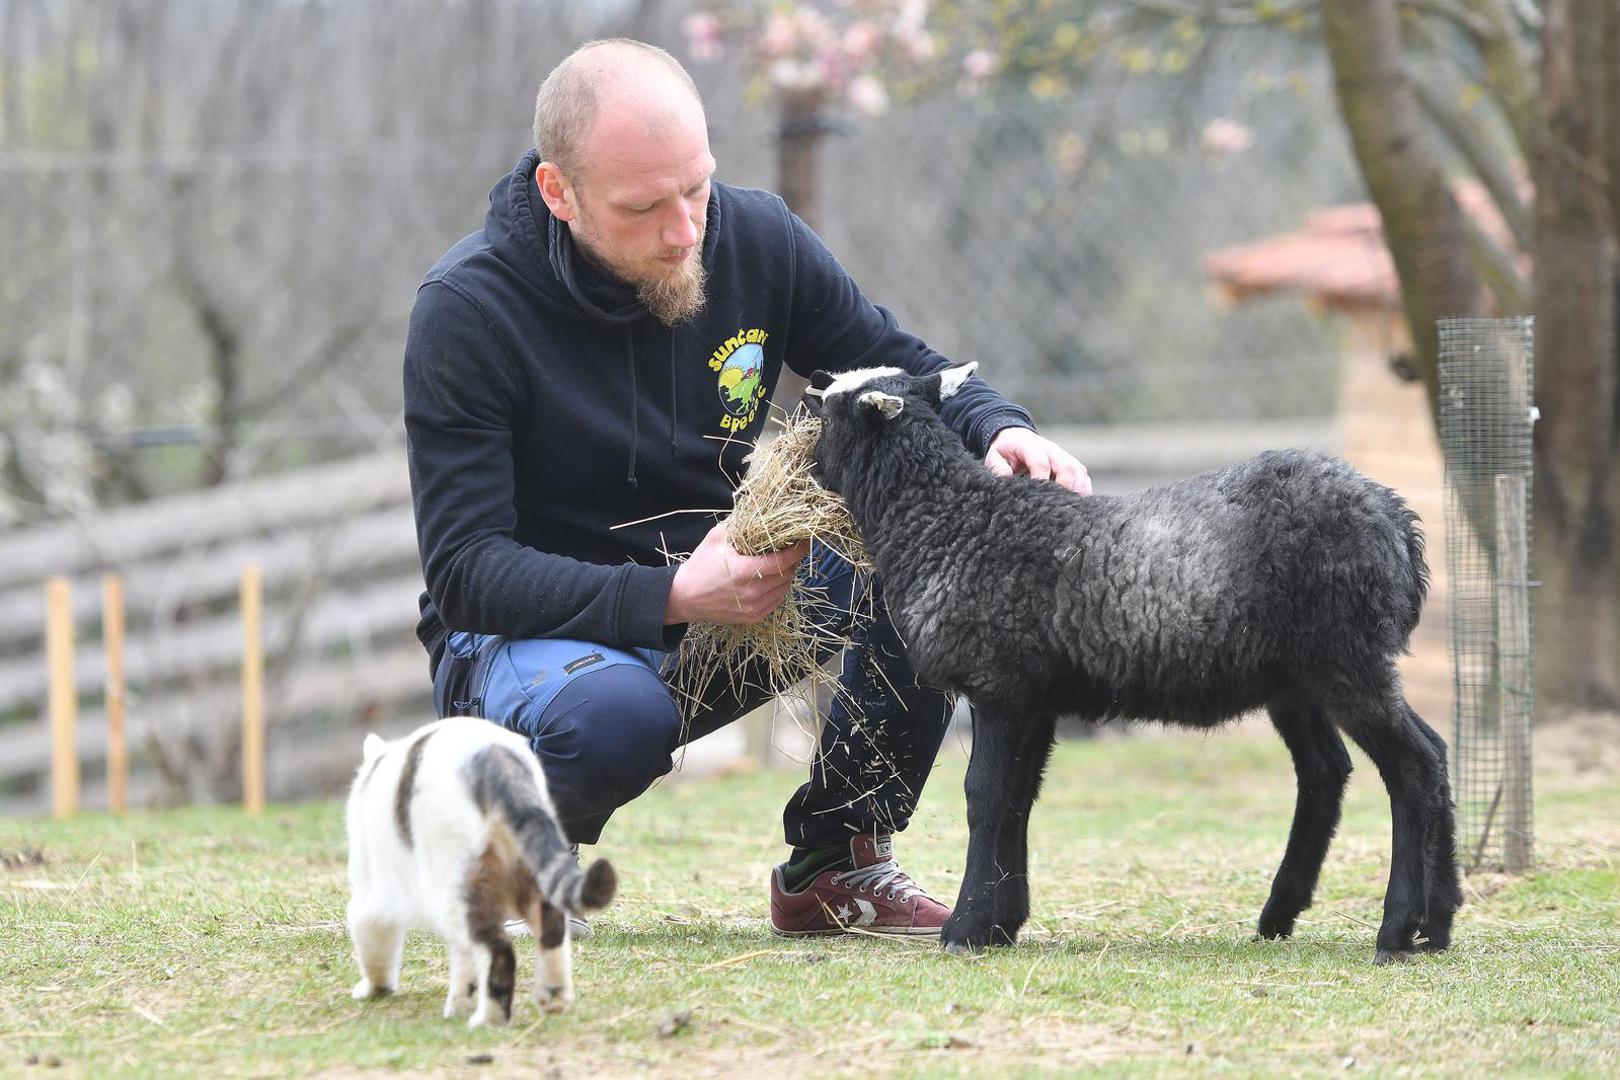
[809,366,1462,962]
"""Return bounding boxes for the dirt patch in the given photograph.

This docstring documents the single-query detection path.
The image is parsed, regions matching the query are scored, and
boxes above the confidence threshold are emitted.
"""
[295,1010,1160,1079]
[1535,710,1620,779]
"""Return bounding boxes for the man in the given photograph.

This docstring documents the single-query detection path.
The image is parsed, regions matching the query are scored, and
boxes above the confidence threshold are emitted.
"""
[403,38,1089,938]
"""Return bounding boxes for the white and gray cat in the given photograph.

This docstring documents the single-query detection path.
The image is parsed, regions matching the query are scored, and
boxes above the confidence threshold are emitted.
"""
[344,716,616,1027]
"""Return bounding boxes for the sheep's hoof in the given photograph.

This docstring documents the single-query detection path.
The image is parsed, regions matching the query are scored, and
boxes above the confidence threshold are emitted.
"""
[1372,948,1414,966]
[942,937,984,957]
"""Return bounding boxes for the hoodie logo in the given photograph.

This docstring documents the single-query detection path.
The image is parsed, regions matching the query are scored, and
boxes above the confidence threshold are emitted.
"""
[710,328,770,433]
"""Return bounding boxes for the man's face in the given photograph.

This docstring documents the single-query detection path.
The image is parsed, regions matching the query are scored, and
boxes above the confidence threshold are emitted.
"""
[542,102,715,326]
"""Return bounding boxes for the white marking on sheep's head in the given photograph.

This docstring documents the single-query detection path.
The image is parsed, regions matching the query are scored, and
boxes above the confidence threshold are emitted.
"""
[937,361,978,400]
[805,365,977,496]
[808,366,908,402]
[857,390,904,419]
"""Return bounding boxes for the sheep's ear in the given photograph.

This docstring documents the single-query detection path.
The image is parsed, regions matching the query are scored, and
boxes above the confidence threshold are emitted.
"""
[362,733,386,761]
[800,389,825,418]
[938,361,978,400]
[857,390,905,420]
[808,369,836,393]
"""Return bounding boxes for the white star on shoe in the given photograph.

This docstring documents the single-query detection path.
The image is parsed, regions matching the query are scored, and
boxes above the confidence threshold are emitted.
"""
[835,903,854,921]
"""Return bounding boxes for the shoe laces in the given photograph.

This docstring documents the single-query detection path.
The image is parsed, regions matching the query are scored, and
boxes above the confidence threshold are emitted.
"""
[831,859,933,902]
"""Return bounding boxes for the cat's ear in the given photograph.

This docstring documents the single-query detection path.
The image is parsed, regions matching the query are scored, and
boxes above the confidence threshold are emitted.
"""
[362,733,386,761]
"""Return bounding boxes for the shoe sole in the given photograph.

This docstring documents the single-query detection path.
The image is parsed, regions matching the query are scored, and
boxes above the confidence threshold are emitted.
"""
[769,924,941,938]
[505,918,592,940]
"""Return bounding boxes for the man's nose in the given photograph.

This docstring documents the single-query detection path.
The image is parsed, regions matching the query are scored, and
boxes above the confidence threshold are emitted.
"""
[664,205,699,248]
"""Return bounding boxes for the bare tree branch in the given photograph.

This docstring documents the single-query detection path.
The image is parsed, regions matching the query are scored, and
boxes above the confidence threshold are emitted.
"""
[1458,0,1538,156]
[1411,69,1531,250]
[1458,206,1530,311]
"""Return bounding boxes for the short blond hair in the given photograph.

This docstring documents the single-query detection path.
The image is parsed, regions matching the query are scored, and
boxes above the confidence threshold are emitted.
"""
[532,39,702,180]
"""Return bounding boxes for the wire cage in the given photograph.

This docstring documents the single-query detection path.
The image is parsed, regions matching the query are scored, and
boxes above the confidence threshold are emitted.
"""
[1437,316,1536,873]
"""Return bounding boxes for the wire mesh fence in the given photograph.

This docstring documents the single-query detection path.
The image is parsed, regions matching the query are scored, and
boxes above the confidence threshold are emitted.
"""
[1438,316,1536,873]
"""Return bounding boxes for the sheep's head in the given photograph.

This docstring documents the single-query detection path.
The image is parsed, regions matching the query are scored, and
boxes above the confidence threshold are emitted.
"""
[802,362,978,493]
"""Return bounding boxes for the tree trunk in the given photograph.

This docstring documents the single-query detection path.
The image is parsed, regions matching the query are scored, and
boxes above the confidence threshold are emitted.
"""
[1320,0,1488,415]
[769,89,833,416]
[1530,0,1620,711]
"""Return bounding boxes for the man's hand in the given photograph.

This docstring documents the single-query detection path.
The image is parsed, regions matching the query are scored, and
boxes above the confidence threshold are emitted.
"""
[985,428,1092,494]
[666,522,810,625]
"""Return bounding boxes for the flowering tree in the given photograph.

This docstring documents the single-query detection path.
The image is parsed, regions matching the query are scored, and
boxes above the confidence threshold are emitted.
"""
[682,1,1263,219]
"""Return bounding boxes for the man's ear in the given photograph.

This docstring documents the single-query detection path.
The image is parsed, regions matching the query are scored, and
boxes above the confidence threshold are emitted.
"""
[536,161,577,223]
[857,390,905,420]
[938,361,979,400]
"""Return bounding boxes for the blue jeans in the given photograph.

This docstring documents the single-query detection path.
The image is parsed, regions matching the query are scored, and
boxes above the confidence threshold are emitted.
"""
[431,542,953,847]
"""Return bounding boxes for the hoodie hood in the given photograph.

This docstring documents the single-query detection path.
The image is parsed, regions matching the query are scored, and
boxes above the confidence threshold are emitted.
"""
[483,148,722,326]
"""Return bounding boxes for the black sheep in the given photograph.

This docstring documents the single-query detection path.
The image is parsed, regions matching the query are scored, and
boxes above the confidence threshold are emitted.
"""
[804,363,1461,963]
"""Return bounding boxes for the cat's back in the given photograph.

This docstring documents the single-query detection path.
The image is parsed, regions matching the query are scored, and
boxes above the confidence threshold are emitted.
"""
[344,718,538,911]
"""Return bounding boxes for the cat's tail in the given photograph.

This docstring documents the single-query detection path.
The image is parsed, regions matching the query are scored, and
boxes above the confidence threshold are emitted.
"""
[466,745,618,917]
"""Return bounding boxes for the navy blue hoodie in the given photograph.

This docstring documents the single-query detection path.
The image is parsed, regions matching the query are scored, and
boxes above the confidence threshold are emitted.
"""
[404,149,1036,672]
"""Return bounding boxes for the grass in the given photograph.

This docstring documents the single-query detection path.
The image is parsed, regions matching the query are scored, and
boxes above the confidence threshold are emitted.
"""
[3,723,1617,1078]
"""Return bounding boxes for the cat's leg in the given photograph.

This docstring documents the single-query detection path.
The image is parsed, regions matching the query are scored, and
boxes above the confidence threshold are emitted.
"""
[454,874,517,1029]
[443,942,478,1019]
[466,934,517,1029]
[534,899,573,1014]
[347,897,404,1000]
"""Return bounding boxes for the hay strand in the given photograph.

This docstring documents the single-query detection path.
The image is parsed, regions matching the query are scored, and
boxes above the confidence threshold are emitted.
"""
[667,408,871,726]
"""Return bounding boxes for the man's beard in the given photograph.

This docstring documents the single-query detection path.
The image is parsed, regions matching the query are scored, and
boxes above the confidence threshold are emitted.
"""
[635,256,707,327]
[573,214,708,327]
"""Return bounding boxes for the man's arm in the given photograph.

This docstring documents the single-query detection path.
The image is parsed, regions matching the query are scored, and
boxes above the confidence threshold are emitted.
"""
[404,281,679,648]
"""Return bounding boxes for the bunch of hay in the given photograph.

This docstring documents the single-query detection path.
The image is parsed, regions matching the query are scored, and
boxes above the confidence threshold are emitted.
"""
[667,408,870,725]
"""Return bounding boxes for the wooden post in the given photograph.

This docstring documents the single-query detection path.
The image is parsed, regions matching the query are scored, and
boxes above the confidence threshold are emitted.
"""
[46,577,77,818]
[1493,475,1533,872]
[103,574,127,813]
[241,564,265,815]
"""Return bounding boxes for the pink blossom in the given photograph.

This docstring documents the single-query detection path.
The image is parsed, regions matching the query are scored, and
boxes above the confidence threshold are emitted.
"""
[770,58,823,92]
[759,13,796,58]
[962,49,998,80]
[842,19,882,59]
[899,28,937,63]
[793,8,837,51]
[1201,118,1255,156]
[681,12,724,63]
[847,74,890,115]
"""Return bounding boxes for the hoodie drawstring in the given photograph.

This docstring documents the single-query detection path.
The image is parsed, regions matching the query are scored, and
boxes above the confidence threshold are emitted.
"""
[625,330,640,490]
[669,330,679,454]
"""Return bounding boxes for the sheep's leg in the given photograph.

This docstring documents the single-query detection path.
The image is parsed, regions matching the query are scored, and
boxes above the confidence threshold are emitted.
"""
[992,714,1057,936]
[941,706,1051,954]
[1405,703,1461,952]
[1257,698,1352,940]
[1333,694,1449,964]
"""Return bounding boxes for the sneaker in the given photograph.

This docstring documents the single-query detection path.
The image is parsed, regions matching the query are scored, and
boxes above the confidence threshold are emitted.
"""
[504,914,592,939]
[769,833,950,937]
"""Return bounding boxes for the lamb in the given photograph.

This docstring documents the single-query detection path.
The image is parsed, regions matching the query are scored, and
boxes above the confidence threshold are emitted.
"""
[803,362,1461,963]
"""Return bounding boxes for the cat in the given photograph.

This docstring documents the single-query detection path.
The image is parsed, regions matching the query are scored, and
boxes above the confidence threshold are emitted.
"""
[344,716,617,1027]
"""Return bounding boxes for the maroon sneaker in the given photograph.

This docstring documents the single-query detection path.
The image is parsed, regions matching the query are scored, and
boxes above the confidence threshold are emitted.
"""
[770,833,951,937]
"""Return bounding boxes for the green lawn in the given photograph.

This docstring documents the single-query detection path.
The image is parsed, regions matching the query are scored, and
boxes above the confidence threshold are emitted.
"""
[4,724,1617,1078]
